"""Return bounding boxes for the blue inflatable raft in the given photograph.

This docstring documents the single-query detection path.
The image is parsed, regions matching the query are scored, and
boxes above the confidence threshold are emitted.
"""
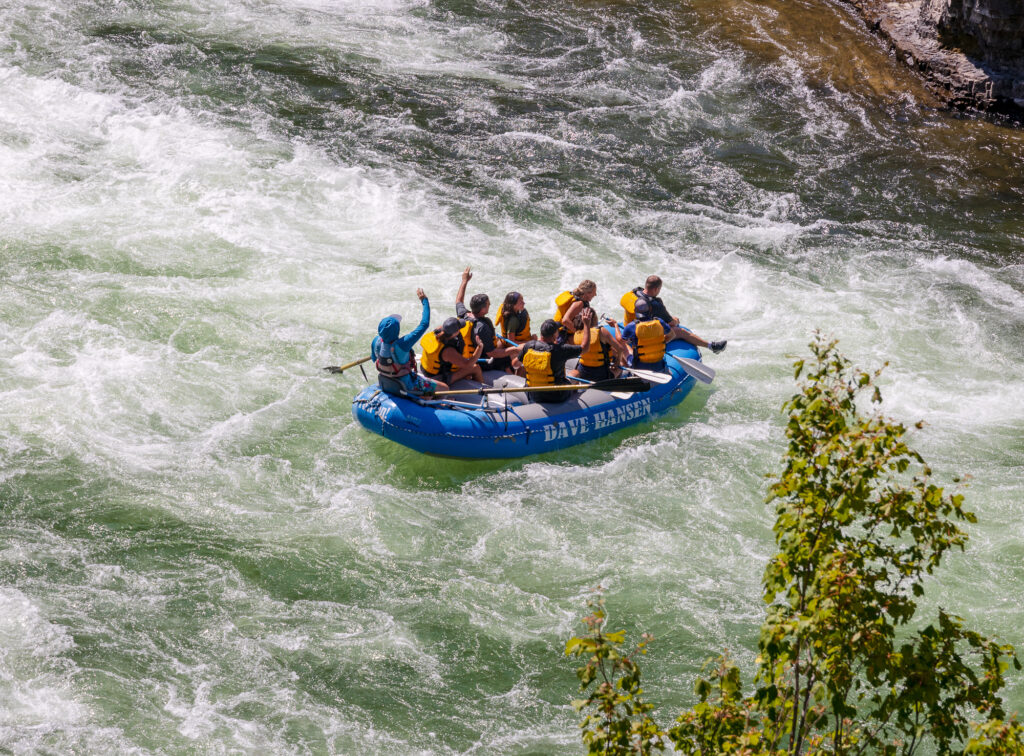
[351,340,706,459]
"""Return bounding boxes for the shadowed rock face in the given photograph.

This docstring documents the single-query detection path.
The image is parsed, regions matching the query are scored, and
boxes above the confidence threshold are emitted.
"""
[848,0,1024,118]
[932,0,1024,69]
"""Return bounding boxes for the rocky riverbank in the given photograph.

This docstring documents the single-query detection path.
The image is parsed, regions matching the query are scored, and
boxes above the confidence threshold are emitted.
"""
[843,0,1024,119]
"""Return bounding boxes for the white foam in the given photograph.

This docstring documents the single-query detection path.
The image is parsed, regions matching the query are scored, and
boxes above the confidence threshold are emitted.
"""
[0,588,90,747]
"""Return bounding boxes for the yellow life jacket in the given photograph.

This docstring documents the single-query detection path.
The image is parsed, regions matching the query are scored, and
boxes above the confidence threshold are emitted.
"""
[574,327,608,368]
[620,290,639,324]
[495,302,531,342]
[523,347,555,386]
[459,321,476,359]
[460,319,499,358]
[635,319,666,364]
[553,290,575,323]
[419,331,457,376]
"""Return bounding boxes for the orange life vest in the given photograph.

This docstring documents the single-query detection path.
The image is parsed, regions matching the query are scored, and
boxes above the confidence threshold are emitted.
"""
[459,321,476,359]
[460,319,499,359]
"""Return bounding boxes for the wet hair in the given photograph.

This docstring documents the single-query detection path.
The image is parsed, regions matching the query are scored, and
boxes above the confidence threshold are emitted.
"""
[645,275,662,291]
[572,280,597,300]
[469,293,489,315]
[539,319,559,339]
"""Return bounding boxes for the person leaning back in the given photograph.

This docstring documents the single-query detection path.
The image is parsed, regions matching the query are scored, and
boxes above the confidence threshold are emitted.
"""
[622,298,725,370]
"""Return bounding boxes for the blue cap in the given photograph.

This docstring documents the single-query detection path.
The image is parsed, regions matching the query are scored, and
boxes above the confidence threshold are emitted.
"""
[377,314,402,342]
[633,298,652,320]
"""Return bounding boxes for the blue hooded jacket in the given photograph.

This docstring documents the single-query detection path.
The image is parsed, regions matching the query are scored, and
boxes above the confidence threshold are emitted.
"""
[371,298,431,382]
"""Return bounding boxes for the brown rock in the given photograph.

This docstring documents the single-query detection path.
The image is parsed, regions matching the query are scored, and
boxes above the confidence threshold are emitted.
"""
[841,0,1024,119]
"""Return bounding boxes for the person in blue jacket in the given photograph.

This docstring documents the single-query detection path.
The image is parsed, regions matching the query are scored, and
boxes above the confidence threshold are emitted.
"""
[371,288,448,396]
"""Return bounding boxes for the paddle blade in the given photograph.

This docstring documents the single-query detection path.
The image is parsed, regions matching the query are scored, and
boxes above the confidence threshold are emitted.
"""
[623,367,672,384]
[323,366,344,373]
[669,354,715,384]
[588,377,652,393]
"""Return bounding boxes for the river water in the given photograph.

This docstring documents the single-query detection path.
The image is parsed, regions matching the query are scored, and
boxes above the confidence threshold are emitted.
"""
[1,0,1022,752]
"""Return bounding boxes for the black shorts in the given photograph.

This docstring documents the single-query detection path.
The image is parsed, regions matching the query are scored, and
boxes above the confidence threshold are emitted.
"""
[487,356,514,372]
[578,363,612,382]
[422,369,452,385]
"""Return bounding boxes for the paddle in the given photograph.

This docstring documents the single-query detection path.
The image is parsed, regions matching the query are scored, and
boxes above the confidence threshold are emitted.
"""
[433,377,651,397]
[568,375,633,400]
[621,366,672,385]
[669,354,715,384]
[323,355,371,374]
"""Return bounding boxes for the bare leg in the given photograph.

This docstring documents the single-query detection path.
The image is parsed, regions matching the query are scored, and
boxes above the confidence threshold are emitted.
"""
[426,379,449,393]
[669,326,709,349]
[449,363,484,384]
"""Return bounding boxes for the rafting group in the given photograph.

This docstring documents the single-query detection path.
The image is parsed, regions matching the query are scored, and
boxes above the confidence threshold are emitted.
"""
[370,268,727,405]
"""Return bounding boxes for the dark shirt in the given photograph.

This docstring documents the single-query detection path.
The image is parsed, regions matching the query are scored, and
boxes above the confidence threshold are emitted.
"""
[520,339,584,402]
[502,309,529,339]
[635,288,674,324]
[456,302,499,356]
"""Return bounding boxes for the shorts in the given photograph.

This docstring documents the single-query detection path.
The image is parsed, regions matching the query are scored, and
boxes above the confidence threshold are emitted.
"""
[383,373,438,396]
[486,355,514,373]
[410,373,440,394]
[632,359,666,372]
[578,363,613,382]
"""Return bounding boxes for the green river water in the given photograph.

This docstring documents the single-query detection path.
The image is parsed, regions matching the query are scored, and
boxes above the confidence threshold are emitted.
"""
[1,0,1022,752]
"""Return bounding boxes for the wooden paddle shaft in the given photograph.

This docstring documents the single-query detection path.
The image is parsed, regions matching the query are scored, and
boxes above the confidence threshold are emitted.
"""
[435,383,588,397]
[335,355,372,372]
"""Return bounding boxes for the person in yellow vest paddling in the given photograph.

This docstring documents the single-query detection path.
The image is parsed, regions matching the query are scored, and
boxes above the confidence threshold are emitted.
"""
[621,298,726,370]
[510,319,590,403]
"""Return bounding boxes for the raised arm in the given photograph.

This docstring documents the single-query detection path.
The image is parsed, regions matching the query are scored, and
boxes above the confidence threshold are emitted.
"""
[455,267,472,308]
[398,289,431,350]
[579,322,591,352]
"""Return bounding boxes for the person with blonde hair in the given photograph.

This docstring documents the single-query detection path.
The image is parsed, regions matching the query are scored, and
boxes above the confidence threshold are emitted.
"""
[553,279,597,336]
